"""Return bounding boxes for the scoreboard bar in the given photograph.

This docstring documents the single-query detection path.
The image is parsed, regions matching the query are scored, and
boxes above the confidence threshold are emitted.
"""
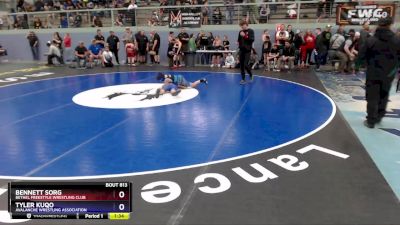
[8,182,132,220]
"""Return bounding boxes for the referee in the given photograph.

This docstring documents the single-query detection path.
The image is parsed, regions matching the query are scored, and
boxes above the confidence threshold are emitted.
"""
[237,20,255,85]
[359,17,400,128]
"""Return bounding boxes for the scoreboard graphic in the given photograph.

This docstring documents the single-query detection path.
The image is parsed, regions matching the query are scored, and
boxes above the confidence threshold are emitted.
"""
[8,182,132,220]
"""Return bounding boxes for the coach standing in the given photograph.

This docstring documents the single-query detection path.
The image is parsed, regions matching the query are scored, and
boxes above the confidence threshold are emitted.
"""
[238,20,254,85]
[107,31,120,65]
[359,17,400,128]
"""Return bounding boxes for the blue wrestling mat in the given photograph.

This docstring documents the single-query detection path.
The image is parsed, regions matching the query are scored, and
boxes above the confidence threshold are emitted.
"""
[0,71,335,178]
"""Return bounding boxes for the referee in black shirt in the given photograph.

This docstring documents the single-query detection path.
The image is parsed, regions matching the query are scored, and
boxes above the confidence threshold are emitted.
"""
[359,17,400,128]
[237,20,255,84]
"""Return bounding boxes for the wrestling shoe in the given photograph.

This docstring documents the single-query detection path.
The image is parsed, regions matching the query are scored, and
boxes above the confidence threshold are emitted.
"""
[363,120,375,129]
[155,89,161,98]
[240,80,246,85]
[200,78,208,85]
[171,90,181,96]
[248,76,254,83]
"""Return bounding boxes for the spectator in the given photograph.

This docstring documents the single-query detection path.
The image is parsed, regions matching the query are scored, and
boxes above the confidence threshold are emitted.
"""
[277,41,295,72]
[171,38,182,68]
[348,32,360,74]
[223,35,230,50]
[287,25,295,43]
[34,0,44,11]
[122,27,133,46]
[92,16,103,27]
[60,15,68,28]
[125,40,136,66]
[249,48,259,70]
[262,35,272,69]
[74,41,88,68]
[223,52,235,68]
[136,30,149,64]
[222,34,230,59]
[208,32,214,47]
[88,39,103,68]
[33,17,42,29]
[168,31,175,44]
[114,13,124,26]
[122,27,134,64]
[336,29,356,74]
[224,0,234,24]
[0,44,7,56]
[150,30,160,64]
[197,30,209,64]
[300,30,315,68]
[102,45,114,67]
[266,43,279,71]
[276,24,289,47]
[73,13,82,27]
[356,21,371,72]
[213,7,222,25]
[106,31,120,65]
[328,27,345,69]
[63,33,72,62]
[17,0,25,12]
[188,33,197,52]
[127,0,138,26]
[315,25,331,70]
[293,30,304,65]
[45,14,54,28]
[94,29,106,48]
[45,41,63,65]
[178,28,189,66]
[167,37,175,67]
[27,31,39,61]
[259,4,270,24]
[211,35,223,68]
[201,0,209,25]
[148,11,160,26]
[53,32,64,63]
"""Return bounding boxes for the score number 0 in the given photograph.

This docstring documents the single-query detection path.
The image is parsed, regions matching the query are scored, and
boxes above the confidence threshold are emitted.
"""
[118,190,126,211]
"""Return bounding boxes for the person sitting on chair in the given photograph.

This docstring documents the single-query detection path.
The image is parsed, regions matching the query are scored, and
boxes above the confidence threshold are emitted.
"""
[266,43,280,71]
[88,39,103,68]
[277,41,295,72]
[74,41,88,68]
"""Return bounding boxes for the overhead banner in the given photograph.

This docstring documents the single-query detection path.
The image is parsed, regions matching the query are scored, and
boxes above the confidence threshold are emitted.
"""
[169,9,201,28]
[336,4,395,25]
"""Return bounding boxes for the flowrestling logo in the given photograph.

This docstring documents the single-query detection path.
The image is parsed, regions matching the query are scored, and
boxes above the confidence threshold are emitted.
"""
[72,83,199,109]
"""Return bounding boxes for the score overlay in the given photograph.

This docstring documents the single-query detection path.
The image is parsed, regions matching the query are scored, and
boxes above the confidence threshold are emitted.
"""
[8,182,132,220]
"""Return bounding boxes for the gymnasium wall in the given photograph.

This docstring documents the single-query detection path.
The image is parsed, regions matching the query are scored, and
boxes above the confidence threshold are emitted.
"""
[0,23,387,64]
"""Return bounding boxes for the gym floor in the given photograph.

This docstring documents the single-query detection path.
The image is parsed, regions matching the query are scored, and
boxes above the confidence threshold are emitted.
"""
[0,63,399,225]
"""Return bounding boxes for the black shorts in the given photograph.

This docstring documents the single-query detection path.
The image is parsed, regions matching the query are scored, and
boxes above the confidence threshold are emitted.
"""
[138,47,147,56]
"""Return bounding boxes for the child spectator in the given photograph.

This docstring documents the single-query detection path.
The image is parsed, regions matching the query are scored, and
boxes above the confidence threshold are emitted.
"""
[262,35,272,69]
[266,43,280,71]
[125,40,136,66]
[223,52,235,68]
[249,48,259,70]
[102,45,114,67]
[300,29,316,68]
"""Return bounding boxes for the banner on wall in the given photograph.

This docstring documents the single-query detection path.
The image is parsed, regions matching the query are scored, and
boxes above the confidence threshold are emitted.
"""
[169,9,201,28]
[336,4,396,25]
